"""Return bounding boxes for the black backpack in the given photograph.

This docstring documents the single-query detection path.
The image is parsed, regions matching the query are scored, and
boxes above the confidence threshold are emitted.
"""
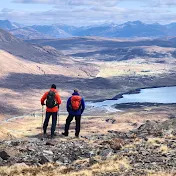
[46,91,56,108]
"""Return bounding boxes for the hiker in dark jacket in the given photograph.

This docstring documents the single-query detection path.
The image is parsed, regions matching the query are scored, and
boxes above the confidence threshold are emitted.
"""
[62,89,85,137]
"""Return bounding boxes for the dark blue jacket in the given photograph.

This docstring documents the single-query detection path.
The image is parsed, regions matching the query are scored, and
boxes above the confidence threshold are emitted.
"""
[67,92,85,116]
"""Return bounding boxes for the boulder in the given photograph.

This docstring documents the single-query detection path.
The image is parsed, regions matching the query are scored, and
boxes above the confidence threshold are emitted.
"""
[0,151,10,160]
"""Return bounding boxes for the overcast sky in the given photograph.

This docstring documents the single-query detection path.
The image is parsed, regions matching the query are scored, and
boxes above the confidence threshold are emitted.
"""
[0,0,176,26]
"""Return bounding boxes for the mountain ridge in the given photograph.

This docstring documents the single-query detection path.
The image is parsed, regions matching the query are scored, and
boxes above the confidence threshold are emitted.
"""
[0,20,176,40]
[1,20,176,39]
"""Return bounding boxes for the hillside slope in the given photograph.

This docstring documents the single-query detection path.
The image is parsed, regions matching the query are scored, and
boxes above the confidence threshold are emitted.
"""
[0,116,176,176]
[0,28,66,64]
[0,29,99,119]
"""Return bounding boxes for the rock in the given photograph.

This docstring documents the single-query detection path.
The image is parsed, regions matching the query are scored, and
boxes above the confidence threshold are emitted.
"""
[11,140,21,146]
[132,123,138,127]
[0,151,10,160]
[105,118,116,124]
[89,157,98,165]
[100,148,113,160]
[43,150,53,155]
[45,141,55,146]
[89,151,96,158]
[0,157,3,163]
[27,146,35,152]
[39,155,51,164]
[13,163,28,167]
[100,138,124,150]
[109,138,125,150]
[133,118,176,137]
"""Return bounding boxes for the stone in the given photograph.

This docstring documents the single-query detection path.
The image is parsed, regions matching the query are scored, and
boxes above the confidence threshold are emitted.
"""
[13,163,28,167]
[89,157,98,165]
[39,155,51,164]
[109,138,125,150]
[11,141,21,146]
[0,151,10,160]
[100,148,113,160]
[46,141,55,146]
[105,118,116,124]
[27,147,35,152]
[43,150,53,155]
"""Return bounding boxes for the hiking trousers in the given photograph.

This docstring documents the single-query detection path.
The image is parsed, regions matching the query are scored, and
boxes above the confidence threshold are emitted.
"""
[64,114,81,136]
[43,112,58,136]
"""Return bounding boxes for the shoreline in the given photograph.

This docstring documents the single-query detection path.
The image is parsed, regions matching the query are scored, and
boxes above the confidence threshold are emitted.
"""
[112,85,176,100]
[89,85,176,103]
[114,102,176,109]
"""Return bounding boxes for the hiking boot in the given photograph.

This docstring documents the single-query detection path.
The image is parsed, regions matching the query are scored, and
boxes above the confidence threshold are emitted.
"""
[51,133,57,138]
[50,135,55,139]
[62,132,68,137]
[43,133,47,138]
[75,133,79,138]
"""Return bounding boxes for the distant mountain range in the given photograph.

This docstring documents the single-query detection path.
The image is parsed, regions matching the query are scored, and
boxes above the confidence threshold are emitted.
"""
[1,20,176,39]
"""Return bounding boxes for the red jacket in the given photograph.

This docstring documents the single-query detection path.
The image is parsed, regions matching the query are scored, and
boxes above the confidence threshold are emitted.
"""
[41,88,62,112]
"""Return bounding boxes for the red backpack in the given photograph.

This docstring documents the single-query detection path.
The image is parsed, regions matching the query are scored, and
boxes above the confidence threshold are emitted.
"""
[71,95,82,111]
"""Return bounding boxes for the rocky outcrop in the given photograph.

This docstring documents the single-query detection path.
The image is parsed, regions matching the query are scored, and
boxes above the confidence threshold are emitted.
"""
[132,118,176,137]
[0,119,176,175]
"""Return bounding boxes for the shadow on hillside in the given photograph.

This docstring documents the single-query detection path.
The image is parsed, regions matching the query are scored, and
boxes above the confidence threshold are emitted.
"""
[0,73,120,92]
[27,37,176,52]
[0,103,24,117]
[70,47,170,60]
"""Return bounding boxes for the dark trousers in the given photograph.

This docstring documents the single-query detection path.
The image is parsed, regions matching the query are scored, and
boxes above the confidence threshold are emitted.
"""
[43,112,57,136]
[64,114,81,136]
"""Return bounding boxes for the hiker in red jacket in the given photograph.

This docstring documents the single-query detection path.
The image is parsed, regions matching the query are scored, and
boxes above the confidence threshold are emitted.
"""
[41,84,62,138]
[62,89,85,138]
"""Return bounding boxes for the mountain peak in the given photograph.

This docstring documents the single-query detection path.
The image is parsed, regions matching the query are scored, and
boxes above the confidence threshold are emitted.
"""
[125,20,144,25]
[0,20,19,30]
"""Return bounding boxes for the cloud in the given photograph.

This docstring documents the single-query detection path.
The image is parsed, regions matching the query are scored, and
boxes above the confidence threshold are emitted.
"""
[13,0,119,6]
[142,0,176,7]
[3,0,176,25]
[13,0,56,4]
[12,0,176,7]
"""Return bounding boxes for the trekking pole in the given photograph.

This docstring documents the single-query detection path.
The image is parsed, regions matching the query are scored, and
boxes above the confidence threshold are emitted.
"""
[58,112,60,134]
[41,105,44,134]
[57,105,60,135]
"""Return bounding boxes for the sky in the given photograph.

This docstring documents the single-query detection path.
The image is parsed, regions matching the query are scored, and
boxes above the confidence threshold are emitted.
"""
[0,0,176,26]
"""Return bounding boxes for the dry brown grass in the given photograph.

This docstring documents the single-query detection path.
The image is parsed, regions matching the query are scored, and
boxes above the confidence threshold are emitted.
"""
[0,127,15,140]
[0,157,131,176]
[96,57,176,78]
[1,103,175,139]
[159,145,169,154]
[148,172,176,176]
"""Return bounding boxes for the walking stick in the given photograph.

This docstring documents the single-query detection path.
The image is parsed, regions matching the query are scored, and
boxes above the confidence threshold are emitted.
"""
[41,105,44,134]
[57,104,60,135]
[57,106,59,135]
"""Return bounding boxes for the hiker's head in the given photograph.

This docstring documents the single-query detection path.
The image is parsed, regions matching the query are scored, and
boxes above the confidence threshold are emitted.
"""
[74,89,79,93]
[51,84,56,89]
